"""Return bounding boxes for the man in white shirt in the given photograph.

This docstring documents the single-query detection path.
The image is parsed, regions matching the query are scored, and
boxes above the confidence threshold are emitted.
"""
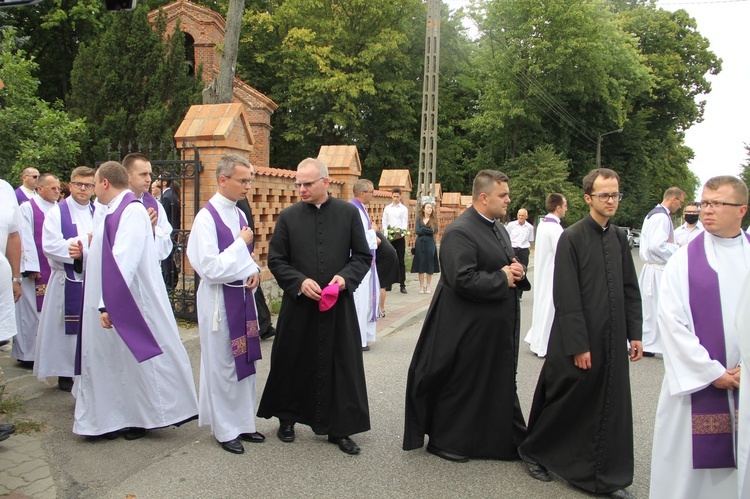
[187,154,265,455]
[381,187,409,294]
[673,202,704,246]
[650,176,747,499]
[506,208,534,299]
[122,153,173,263]
[14,173,60,366]
[524,194,567,357]
[638,187,686,356]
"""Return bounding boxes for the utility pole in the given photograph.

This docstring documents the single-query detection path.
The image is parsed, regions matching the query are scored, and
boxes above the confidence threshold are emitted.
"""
[417,0,441,200]
[596,128,623,168]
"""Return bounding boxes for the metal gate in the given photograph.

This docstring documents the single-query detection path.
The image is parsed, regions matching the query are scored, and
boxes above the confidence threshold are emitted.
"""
[151,149,201,320]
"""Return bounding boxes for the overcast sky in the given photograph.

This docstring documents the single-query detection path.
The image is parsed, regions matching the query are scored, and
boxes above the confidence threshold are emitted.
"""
[444,0,750,193]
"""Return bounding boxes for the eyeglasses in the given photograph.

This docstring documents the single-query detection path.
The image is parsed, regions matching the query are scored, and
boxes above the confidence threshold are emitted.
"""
[293,177,326,189]
[698,200,745,209]
[25,174,39,179]
[227,175,254,187]
[590,192,623,202]
[70,181,95,190]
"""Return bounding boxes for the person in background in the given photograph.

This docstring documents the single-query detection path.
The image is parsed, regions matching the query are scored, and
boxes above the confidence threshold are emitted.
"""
[381,187,409,293]
[411,201,439,294]
[15,167,39,205]
[150,181,162,201]
[506,208,534,299]
[673,202,703,246]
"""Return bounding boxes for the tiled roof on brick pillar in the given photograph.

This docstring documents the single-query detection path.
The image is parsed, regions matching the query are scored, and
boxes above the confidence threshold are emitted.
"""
[441,192,462,207]
[377,169,413,196]
[461,195,472,208]
[175,103,254,150]
[317,145,361,202]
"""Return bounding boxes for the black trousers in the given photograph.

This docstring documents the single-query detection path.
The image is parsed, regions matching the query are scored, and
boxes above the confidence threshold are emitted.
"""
[391,237,406,287]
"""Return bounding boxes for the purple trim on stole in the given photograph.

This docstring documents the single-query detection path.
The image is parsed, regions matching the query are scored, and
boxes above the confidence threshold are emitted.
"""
[687,231,748,468]
[542,217,559,223]
[29,199,51,311]
[15,187,29,205]
[204,202,261,381]
[350,199,379,322]
[59,199,94,334]
[646,204,674,243]
[141,191,159,213]
[101,192,163,362]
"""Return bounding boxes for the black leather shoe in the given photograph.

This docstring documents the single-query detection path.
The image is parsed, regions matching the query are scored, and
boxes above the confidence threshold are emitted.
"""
[426,444,469,463]
[101,431,120,440]
[58,376,74,392]
[260,327,276,340]
[642,351,656,357]
[610,489,635,499]
[239,432,266,443]
[328,435,360,455]
[277,422,295,442]
[361,345,370,351]
[219,438,245,454]
[122,427,147,440]
[0,424,15,437]
[400,286,407,294]
[518,448,551,482]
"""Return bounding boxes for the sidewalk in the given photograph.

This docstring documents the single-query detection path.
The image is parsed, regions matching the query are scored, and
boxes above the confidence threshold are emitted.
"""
[0,274,436,498]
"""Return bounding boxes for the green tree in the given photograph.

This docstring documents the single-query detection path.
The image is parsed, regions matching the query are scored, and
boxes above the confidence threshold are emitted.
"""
[502,144,585,224]
[0,26,86,183]
[238,0,426,173]
[67,6,203,163]
[740,143,750,229]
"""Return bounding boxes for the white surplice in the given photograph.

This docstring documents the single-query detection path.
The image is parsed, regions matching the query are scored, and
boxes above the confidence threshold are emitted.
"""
[138,192,173,261]
[736,268,750,499]
[13,194,56,361]
[650,233,749,499]
[0,180,21,342]
[638,204,678,354]
[34,197,94,378]
[73,190,197,436]
[186,193,261,442]
[353,206,378,348]
[524,214,563,357]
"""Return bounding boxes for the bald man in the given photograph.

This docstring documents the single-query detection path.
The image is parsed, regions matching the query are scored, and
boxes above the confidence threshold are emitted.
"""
[506,208,534,299]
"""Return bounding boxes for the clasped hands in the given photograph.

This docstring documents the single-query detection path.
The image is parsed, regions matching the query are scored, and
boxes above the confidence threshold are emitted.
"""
[300,275,346,301]
[713,366,741,391]
[501,258,525,288]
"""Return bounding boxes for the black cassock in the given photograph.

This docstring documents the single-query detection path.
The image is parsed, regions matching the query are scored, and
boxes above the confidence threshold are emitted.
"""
[519,215,642,494]
[257,196,372,437]
[404,207,529,458]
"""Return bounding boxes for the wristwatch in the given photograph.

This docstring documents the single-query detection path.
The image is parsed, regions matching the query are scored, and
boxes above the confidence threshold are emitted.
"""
[12,277,22,283]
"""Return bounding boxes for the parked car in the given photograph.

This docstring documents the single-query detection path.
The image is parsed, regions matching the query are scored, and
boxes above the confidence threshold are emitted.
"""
[631,229,641,248]
[623,228,635,250]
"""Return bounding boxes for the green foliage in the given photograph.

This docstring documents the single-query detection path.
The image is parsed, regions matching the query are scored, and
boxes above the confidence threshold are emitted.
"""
[67,7,203,163]
[0,27,87,183]
[740,143,750,229]
[502,144,585,224]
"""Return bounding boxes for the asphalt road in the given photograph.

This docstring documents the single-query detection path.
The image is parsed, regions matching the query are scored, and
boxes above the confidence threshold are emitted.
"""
[19,250,662,498]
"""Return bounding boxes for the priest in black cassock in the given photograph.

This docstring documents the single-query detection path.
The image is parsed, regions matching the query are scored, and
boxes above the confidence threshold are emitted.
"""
[518,168,643,499]
[403,169,529,463]
[257,158,372,455]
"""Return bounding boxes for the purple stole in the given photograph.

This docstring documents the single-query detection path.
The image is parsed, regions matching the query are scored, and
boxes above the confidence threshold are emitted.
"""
[101,192,163,362]
[141,191,159,213]
[29,199,51,311]
[646,204,674,243]
[204,202,261,381]
[542,216,559,224]
[15,187,30,205]
[687,231,749,468]
[59,199,94,335]
[350,199,379,322]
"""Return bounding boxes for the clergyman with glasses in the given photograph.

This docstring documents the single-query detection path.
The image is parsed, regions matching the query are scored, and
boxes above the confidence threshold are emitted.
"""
[638,186,686,356]
[650,175,748,498]
[186,154,265,455]
[34,167,96,392]
[257,158,372,456]
[15,167,39,204]
[518,168,643,499]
